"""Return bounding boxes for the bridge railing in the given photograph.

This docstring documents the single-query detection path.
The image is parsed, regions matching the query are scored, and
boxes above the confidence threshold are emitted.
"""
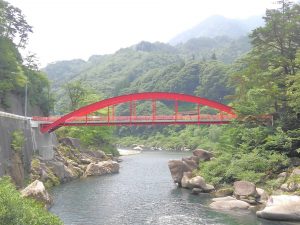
[33,114,237,123]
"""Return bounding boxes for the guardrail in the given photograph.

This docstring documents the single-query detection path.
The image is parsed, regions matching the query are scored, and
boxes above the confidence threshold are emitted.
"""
[0,111,31,121]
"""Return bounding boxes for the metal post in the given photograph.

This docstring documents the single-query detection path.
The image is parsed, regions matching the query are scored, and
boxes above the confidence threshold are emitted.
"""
[174,100,178,121]
[152,100,156,122]
[24,81,28,117]
[107,106,110,123]
[133,101,136,120]
[112,105,115,122]
[197,104,200,123]
[130,101,132,123]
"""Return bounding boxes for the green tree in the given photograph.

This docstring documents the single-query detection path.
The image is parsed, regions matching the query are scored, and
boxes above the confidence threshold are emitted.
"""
[232,1,300,118]
[0,0,32,48]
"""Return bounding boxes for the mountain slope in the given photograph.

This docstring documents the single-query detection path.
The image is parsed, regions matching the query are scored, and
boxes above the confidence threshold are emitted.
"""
[169,15,263,45]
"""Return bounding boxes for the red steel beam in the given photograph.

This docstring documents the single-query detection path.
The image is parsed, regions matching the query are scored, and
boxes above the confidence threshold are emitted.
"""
[41,92,236,133]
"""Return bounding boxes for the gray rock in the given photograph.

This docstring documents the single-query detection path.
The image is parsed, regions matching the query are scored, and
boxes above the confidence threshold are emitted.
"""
[189,176,207,189]
[278,172,287,179]
[181,172,193,188]
[192,149,213,161]
[202,183,215,193]
[234,181,258,198]
[85,161,119,176]
[256,188,269,203]
[257,195,300,221]
[210,200,250,210]
[21,180,53,207]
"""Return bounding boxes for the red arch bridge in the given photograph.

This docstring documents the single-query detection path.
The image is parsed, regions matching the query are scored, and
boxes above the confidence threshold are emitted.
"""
[33,92,237,133]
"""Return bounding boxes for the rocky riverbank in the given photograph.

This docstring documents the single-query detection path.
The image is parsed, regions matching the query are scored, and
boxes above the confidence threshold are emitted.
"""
[168,149,300,222]
[21,137,120,207]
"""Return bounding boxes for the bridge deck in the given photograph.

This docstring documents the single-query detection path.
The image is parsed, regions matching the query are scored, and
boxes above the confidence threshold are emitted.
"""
[34,114,235,130]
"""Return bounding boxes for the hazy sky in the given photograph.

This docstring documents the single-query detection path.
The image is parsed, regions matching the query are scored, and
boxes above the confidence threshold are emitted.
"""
[8,0,278,66]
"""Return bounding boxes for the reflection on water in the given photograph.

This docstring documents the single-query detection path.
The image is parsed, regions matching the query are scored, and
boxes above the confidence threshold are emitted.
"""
[50,151,295,225]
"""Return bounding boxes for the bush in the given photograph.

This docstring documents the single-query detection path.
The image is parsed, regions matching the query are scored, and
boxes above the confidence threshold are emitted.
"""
[199,148,290,186]
[0,177,63,225]
[11,130,24,152]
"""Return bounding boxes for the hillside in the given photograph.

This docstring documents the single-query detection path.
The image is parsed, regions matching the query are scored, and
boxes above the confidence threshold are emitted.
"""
[44,37,249,114]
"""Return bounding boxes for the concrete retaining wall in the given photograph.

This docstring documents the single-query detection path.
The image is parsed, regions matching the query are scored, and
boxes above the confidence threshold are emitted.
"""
[0,111,56,186]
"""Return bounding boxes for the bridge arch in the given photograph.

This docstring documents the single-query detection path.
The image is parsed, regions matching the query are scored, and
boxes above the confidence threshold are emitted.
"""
[40,92,236,133]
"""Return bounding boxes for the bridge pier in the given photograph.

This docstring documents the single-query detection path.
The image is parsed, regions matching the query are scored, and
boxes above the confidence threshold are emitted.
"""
[31,120,56,160]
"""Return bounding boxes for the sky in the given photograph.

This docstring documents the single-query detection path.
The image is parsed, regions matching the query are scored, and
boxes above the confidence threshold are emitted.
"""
[7,0,278,67]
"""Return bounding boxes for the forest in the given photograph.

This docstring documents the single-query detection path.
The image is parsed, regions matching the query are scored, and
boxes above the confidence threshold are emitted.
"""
[44,1,300,190]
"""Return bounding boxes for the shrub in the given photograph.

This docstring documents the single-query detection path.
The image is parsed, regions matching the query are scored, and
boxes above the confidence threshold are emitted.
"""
[0,177,63,225]
[11,130,25,152]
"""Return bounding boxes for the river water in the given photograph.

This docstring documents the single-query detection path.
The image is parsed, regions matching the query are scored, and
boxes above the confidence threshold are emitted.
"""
[50,151,294,225]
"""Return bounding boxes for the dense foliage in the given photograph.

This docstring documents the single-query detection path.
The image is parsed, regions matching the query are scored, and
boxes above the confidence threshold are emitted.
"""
[0,177,62,225]
[0,0,53,114]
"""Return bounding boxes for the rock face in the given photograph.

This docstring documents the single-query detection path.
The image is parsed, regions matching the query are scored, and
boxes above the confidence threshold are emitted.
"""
[210,199,250,210]
[192,149,213,161]
[257,195,300,221]
[85,161,120,176]
[21,180,53,207]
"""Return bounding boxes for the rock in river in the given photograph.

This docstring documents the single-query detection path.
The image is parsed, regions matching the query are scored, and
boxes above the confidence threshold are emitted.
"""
[85,160,120,176]
[256,195,300,221]
[210,199,250,210]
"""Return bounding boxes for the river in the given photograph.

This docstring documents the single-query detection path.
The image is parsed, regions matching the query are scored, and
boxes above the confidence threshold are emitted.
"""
[50,151,294,225]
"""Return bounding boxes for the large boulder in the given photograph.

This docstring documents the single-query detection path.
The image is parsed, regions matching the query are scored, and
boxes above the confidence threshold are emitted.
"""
[85,161,119,176]
[46,161,76,183]
[192,149,213,161]
[181,174,215,192]
[234,181,258,198]
[210,200,250,210]
[168,160,191,184]
[21,180,53,207]
[257,195,300,221]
